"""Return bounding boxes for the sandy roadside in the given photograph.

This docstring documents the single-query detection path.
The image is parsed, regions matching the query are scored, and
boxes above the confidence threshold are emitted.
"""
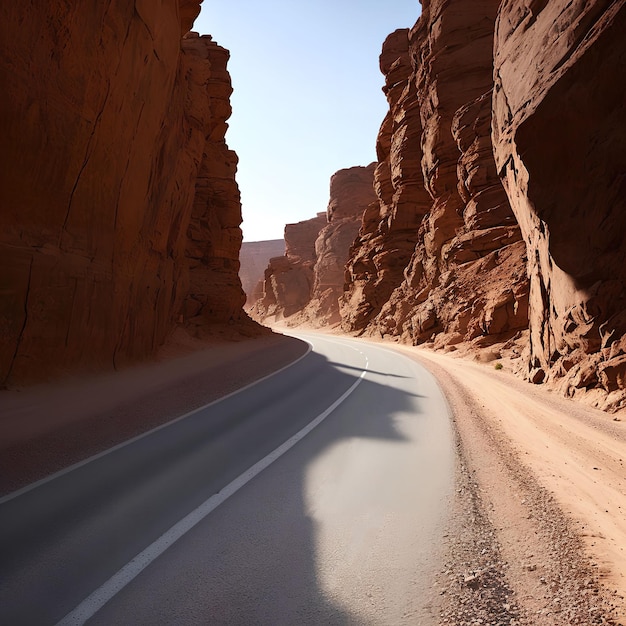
[0,332,308,495]
[383,341,626,625]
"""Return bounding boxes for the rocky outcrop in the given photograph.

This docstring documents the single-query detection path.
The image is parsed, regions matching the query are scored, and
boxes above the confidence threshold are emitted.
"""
[181,33,249,337]
[342,29,431,331]
[239,240,285,304]
[342,5,528,350]
[251,165,376,325]
[340,0,625,410]
[307,165,376,325]
[251,214,327,320]
[492,0,626,409]
[0,2,252,385]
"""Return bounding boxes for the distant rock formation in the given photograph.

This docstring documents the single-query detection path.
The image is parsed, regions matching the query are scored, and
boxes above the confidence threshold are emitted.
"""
[239,240,285,304]
[341,0,626,411]
[307,165,376,325]
[250,214,327,320]
[250,165,376,325]
[0,2,255,385]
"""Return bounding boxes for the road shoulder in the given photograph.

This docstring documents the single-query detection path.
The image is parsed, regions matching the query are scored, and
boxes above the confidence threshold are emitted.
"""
[394,344,626,625]
[0,332,308,495]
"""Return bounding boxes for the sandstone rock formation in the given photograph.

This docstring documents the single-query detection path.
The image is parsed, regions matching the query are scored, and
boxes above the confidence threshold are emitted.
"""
[342,29,431,331]
[250,214,327,320]
[239,240,285,305]
[307,165,376,325]
[250,165,376,325]
[340,0,626,410]
[342,8,529,351]
[0,2,252,385]
[492,0,626,409]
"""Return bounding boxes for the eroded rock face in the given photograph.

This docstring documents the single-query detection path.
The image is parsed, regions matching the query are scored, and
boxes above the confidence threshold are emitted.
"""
[307,165,376,325]
[250,214,327,320]
[342,29,430,330]
[251,165,376,325]
[182,33,249,337]
[342,4,529,349]
[493,0,626,408]
[239,239,285,304]
[338,0,625,410]
[0,2,250,384]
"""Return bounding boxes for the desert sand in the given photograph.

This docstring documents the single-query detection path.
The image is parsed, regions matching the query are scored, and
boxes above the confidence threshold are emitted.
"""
[397,342,626,624]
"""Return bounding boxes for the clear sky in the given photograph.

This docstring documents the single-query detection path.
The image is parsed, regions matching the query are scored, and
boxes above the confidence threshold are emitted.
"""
[195,1,420,242]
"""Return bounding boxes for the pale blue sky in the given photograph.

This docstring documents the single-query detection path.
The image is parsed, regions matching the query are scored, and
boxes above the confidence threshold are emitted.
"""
[195,2,420,241]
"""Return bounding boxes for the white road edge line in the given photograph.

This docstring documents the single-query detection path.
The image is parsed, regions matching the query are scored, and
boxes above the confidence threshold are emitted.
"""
[55,356,368,626]
[0,343,313,506]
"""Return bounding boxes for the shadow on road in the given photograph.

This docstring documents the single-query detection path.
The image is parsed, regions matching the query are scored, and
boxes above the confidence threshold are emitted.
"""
[2,345,442,625]
[90,349,432,624]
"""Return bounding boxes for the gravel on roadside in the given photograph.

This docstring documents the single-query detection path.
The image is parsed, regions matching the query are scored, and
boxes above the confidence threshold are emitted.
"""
[421,354,624,625]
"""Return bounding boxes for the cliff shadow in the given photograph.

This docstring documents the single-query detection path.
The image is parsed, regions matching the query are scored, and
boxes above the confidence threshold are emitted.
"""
[87,348,440,625]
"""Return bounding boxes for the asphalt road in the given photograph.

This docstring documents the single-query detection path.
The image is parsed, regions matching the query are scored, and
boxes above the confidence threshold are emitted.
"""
[0,332,455,625]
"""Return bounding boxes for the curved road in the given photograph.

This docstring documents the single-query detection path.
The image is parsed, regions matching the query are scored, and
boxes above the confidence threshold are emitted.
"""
[0,332,455,625]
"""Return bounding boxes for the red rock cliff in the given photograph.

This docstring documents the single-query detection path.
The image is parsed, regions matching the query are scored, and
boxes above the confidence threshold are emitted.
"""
[492,0,626,409]
[250,165,376,326]
[0,1,250,384]
[250,214,327,320]
[342,3,528,350]
[342,0,626,410]
[308,164,377,325]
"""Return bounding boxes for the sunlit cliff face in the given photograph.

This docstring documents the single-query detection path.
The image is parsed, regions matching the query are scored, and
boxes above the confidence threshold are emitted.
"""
[493,0,626,405]
[336,0,626,409]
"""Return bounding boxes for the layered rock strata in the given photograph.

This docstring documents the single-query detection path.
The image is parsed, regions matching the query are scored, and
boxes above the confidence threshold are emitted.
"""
[0,2,250,385]
[307,165,376,325]
[342,29,432,331]
[492,0,626,408]
[251,214,327,320]
[340,0,626,410]
[239,239,285,305]
[342,6,529,350]
[251,165,376,325]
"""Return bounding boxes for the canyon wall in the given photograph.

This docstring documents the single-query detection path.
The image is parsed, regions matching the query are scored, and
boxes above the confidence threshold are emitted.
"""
[0,2,250,385]
[342,4,528,350]
[341,0,626,409]
[239,239,285,304]
[492,0,626,407]
[250,165,375,325]
[251,214,327,320]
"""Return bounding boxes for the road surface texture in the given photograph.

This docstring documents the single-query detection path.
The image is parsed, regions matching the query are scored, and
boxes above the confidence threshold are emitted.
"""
[2,329,624,624]
[0,333,455,625]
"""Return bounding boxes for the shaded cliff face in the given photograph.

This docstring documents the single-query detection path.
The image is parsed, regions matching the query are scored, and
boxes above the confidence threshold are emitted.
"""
[493,1,626,408]
[342,4,528,349]
[0,2,249,384]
